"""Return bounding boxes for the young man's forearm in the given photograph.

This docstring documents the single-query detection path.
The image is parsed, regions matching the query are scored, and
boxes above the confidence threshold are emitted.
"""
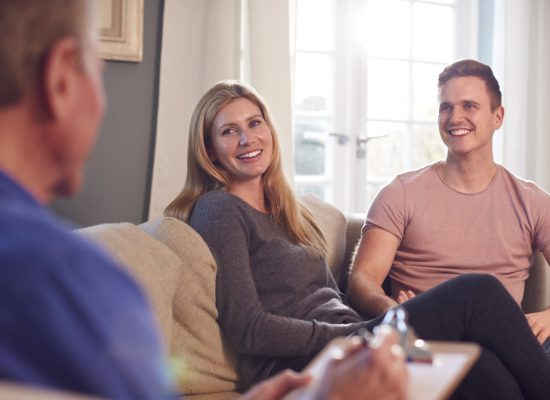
[347,271,398,318]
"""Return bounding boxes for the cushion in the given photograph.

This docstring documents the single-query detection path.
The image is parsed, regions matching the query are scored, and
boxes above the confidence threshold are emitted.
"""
[0,381,99,400]
[77,223,182,348]
[341,213,365,290]
[300,194,348,285]
[140,218,239,395]
[522,252,550,313]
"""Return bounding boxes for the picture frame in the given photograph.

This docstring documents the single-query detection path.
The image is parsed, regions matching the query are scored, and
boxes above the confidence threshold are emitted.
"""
[96,0,144,62]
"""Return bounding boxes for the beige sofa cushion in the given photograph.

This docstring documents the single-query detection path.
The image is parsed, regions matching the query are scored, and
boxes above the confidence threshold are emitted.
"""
[78,223,182,348]
[522,252,550,313]
[0,381,100,400]
[300,194,348,284]
[140,218,239,396]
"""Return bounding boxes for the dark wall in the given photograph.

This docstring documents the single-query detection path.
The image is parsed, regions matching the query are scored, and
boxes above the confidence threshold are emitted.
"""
[50,0,164,227]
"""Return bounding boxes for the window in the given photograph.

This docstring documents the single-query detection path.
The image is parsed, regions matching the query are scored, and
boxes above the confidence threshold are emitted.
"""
[293,0,478,212]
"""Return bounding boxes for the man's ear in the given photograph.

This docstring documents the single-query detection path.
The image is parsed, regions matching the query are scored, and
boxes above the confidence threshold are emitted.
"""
[41,37,81,122]
[494,106,505,129]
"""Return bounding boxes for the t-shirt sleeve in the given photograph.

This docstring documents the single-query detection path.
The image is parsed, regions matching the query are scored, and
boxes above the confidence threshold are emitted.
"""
[363,177,406,241]
[530,184,550,252]
[189,194,359,358]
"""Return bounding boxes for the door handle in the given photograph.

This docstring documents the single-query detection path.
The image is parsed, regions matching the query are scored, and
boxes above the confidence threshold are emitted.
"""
[356,134,388,145]
[328,132,388,158]
[356,134,388,159]
[328,132,349,145]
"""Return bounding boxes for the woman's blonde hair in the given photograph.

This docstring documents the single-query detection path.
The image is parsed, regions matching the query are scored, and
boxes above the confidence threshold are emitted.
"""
[164,80,327,257]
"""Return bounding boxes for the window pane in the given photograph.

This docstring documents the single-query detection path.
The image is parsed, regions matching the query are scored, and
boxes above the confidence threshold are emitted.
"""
[295,184,327,200]
[294,120,328,175]
[366,183,385,207]
[367,60,409,120]
[296,0,334,51]
[295,53,332,113]
[413,3,454,62]
[413,62,444,120]
[412,123,446,168]
[361,0,410,58]
[366,122,405,178]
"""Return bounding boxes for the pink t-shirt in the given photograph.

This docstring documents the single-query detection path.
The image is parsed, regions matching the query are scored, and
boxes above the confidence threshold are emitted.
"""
[364,163,550,304]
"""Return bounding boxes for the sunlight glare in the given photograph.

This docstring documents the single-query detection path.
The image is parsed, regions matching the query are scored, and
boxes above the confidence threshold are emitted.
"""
[357,0,410,58]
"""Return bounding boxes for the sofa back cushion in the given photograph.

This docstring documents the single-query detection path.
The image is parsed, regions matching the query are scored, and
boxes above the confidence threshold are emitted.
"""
[140,218,239,395]
[300,194,348,286]
[522,252,550,313]
[77,223,181,348]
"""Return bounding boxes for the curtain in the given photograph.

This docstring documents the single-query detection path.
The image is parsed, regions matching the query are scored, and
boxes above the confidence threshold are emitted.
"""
[493,0,550,191]
[148,0,295,219]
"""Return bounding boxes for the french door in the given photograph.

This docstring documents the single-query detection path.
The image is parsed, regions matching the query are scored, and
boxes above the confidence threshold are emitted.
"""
[293,0,478,213]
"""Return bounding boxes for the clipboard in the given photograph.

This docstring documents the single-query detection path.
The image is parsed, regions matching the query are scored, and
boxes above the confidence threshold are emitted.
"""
[409,341,480,400]
[283,338,480,400]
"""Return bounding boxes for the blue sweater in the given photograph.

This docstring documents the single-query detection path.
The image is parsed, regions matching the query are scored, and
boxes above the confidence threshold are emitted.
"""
[0,170,172,399]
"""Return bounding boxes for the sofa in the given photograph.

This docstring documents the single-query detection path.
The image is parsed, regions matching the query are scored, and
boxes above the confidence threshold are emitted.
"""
[1,195,549,399]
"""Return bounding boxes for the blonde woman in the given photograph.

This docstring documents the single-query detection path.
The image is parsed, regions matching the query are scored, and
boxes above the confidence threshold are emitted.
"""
[166,81,550,399]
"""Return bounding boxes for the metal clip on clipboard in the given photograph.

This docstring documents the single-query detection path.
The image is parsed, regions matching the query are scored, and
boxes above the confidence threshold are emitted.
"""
[374,305,434,364]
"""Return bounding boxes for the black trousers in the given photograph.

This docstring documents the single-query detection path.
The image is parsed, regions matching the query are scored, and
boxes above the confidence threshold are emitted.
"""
[274,274,550,399]
[390,274,550,400]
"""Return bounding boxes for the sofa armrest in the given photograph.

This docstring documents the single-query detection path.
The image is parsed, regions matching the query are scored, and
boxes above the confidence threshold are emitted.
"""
[522,252,550,313]
[0,381,100,400]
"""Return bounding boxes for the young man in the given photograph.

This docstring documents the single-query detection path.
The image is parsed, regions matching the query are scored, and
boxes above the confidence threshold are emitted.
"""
[0,1,407,399]
[348,59,550,354]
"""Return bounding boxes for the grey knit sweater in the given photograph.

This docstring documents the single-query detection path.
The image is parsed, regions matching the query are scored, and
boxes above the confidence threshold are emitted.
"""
[189,190,367,387]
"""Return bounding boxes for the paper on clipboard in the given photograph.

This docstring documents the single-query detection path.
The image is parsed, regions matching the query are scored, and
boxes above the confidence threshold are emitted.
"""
[409,342,480,400]
[283,339,480,400]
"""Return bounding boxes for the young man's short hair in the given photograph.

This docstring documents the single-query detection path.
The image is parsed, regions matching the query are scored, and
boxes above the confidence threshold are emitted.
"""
[438,59,502,111]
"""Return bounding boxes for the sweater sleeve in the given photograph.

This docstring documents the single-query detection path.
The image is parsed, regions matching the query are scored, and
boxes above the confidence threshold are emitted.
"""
[189,193,361,358]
